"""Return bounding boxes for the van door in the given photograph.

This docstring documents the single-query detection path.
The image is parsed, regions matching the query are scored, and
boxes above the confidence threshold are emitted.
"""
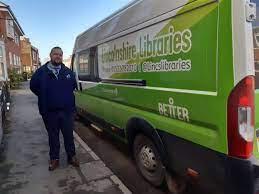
[74,47,104,119]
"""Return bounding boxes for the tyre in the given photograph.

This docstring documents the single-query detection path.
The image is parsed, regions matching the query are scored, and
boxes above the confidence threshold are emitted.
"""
[133,134,166,187]
[165,172,187,194]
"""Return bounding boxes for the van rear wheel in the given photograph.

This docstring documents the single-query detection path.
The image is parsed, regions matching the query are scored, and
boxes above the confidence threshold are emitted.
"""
[133,134,166,187]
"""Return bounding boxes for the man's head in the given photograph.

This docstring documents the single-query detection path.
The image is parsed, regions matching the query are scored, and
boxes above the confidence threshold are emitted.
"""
[50,47,63,65]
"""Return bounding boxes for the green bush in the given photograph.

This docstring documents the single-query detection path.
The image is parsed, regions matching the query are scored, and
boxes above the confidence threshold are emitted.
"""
[8,69,23,89]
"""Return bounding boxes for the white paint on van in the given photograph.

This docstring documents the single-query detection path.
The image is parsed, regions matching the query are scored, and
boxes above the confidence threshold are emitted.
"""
[78,81,100,90]
[158,97,190,122]
[232,0,255,85]
[74,0,198,52]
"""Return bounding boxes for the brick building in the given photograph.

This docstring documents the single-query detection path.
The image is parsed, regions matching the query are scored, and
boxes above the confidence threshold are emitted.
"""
[253,27,259,62]
[20,37,40,73]
[0,1,25,74]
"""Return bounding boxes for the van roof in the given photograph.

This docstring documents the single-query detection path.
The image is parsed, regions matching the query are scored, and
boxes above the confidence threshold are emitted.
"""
[73,0,194,53]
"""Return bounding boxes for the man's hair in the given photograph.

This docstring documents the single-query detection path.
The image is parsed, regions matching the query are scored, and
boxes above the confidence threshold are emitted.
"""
[50,46,63,54]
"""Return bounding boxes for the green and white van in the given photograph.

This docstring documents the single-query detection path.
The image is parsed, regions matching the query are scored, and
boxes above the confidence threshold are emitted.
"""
[72,0,259,193]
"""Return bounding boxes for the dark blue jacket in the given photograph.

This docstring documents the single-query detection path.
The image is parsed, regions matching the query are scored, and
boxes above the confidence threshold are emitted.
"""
[30,62,77,115]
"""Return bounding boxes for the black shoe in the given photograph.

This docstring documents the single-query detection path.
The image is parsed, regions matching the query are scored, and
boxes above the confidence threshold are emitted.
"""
[68,156,80,167]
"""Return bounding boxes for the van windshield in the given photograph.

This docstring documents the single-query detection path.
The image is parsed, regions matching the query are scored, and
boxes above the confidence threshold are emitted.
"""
[252,0,259,89]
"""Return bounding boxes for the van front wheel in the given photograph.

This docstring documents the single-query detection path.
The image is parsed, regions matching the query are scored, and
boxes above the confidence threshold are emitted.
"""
[133,134,165,187]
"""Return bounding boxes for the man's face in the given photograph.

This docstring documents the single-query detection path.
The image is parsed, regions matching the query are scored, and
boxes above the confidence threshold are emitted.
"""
[50,49,63,64]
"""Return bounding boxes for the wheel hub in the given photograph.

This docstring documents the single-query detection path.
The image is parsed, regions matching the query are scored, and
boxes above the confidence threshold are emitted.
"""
[139,145,157,171]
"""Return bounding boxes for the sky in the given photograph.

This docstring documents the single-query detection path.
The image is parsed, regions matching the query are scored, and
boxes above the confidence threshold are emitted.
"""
[2,0,131,62]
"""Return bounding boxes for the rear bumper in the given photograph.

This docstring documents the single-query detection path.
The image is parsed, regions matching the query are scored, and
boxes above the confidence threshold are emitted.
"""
[158,129,259,194]
[251,157,259,179]
[224,156,257,194]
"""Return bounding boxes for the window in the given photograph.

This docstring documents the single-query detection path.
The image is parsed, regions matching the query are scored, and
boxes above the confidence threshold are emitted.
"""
[0,47,3,63]
[19,56,21,66]
[9,52,12,65]
[0,47,5,78]
[78,52,89,75]
[0,47,3,77]
[6,18,14,39]
[32,51,36,60]
[76,48,99,82]
[255,33,259,47]
[14,33,19,45]
[0,62,5,78]
[13,54,19,66]
[13,54,16,66]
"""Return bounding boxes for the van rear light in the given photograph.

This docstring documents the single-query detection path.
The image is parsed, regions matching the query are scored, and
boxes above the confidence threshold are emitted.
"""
[238,107,254,142]
[228,76,255,159]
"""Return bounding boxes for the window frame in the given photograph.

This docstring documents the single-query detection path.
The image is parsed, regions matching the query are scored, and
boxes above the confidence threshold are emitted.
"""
[89,47,100,82]
[255,33,259,47]
[13,54,16,66]
[0,46,5,79]
[77,50,91,81]
[6,18,14,39]
[75,46,99,82]
[9,52,12,65]
[0,46,3,63]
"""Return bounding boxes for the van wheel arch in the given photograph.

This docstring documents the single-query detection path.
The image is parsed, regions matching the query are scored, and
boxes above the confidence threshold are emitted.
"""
[126,117,168,166]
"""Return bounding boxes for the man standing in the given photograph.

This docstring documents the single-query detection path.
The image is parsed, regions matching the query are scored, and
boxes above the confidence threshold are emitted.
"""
[30,47,79,171]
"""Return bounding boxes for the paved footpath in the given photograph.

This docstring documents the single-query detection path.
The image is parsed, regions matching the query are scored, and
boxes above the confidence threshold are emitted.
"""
[0,82,131,194]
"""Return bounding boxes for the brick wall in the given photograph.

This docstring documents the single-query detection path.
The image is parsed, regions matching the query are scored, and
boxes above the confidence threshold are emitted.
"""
[0,11,22,72]
[21,38,40,73]
[20,38,32,72]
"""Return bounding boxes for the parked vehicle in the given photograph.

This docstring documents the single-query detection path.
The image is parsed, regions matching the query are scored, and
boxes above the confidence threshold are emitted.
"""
[0,41,11,144]
[72,0,259,193]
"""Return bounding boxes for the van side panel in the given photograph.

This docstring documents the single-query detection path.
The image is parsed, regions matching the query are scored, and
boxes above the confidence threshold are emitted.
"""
[98,1,218,92]
[74,0,259,193]
[76,0,230,154]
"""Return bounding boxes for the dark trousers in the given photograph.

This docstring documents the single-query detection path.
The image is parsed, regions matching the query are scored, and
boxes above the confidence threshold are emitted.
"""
[42,111,76,160]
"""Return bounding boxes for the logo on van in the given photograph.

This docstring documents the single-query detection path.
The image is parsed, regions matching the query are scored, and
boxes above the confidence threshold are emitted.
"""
[158,97,190,123]
[101,25,192,64]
